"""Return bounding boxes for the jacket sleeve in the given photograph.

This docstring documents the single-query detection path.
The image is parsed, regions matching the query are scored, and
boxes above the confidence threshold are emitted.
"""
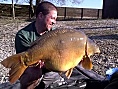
[15,32,31,53]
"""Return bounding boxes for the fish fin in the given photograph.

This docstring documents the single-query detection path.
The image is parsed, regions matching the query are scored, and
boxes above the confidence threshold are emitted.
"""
[81,40,93,70]
[0,53,28,83]
[65,68,73,79]
[81,55,93,70]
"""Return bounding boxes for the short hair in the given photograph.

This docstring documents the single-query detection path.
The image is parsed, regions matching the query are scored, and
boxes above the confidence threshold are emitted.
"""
[36,1,57,18]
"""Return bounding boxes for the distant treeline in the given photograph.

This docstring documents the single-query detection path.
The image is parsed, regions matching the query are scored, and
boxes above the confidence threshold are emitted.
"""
[0,4,102,20]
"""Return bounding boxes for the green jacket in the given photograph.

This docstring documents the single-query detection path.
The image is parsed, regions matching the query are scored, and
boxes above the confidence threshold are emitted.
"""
[15,21,41,53]
[15,21,55,53]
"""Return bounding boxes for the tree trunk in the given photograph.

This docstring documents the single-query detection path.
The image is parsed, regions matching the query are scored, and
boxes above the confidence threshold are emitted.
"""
[36,0,44,7]
[29,0,34,19]
[12,0,15,19]
[34,0,44,18]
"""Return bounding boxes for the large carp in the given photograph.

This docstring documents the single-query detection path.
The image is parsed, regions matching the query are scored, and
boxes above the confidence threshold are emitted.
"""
[1,28,100,83]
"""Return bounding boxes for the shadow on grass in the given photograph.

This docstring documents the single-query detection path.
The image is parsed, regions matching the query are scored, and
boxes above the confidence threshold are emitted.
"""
[75,27,118,40]
[57,17,99,21]
[89,34,118,40]
[25,18,36,22]
[75,26,117,30]
[24,17,99,22]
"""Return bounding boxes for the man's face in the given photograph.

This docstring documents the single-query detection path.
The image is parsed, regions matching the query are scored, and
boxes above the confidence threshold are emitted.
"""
[43,10,57,31]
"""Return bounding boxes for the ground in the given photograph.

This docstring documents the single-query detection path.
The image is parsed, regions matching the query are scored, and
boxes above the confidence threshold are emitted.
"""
[0,18,118,85]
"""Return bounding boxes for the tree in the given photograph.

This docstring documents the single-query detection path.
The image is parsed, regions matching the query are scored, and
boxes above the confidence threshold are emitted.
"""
[36,0,43,6]
[11,0,15,19]
[11,0,19,19]
[35,0,44,11]
[2,0,18,19]
[29,0,34,18]
[29,0,44,19]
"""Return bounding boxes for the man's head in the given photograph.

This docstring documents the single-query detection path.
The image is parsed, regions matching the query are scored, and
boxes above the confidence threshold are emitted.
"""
[35,1,57,33]
[36,1,57,18]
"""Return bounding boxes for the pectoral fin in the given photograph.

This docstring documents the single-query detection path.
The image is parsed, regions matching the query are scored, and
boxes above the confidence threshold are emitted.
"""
[81,55,93,70]
[65,68,73,79]
[81,40,93,70]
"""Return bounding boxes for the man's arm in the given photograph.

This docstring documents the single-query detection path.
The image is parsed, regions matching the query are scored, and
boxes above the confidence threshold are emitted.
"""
[15,31,44,89]
[15,32,30,53]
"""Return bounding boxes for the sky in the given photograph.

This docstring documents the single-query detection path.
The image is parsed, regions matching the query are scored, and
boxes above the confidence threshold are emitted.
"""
[0,0,103,9]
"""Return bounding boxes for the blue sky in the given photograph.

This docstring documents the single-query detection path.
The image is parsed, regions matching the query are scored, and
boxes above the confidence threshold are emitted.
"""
[0,0,103,9]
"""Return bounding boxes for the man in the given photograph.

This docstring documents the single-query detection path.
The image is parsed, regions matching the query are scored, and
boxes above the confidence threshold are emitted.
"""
[15,1,59,89]
[15,1,57,53]
[15,1,107,89]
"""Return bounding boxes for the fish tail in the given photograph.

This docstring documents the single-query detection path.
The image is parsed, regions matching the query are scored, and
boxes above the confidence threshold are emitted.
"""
[0,52,28,83]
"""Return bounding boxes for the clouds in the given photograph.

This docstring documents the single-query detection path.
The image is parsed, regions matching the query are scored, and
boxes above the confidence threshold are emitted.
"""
[45,0,84,7]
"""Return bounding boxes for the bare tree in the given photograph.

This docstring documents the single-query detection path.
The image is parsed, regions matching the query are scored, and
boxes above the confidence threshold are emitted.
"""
[11,0,15,19]
[29,0,44,19]
[29,0,34,18]
[35,0,44,11]
[11,0,18,19]
[36,0,44,6]
[4,0,18,19]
